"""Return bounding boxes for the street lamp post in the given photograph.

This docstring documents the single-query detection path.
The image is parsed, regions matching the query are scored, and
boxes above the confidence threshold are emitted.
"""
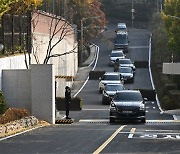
[131,0,135,27]
[80,16,100,64]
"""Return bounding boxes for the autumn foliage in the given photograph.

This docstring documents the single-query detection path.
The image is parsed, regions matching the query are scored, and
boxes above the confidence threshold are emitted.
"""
[0,0,42,17]
[0,108,30,124]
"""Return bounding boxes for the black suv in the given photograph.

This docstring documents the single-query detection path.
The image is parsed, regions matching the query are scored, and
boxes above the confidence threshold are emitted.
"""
[109,90,146,123]
[114,31,129,53]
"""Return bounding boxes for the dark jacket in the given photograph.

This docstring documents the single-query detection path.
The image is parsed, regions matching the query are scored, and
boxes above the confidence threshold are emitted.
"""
[65,88,71,101]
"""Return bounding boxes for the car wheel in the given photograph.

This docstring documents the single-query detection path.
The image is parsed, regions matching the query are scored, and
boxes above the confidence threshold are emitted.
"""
[141,118,146,123]
[110,117,115,123]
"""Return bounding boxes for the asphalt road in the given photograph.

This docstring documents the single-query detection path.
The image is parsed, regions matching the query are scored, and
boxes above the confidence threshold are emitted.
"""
[1,24,180,154]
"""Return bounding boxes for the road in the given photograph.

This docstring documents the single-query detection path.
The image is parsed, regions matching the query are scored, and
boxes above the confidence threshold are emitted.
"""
[1,24,180,154]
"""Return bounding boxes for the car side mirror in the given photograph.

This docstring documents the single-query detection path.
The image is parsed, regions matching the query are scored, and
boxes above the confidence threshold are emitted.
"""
[143,98,148,101]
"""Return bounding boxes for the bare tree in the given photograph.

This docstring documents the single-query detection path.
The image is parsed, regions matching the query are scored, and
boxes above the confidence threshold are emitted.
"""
[31,9,77,65]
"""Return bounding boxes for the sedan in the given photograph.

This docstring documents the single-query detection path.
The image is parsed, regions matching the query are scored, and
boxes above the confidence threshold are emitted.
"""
[109,50,125,66]
[119,58,136,72]
[99,72,124,93]
[102,83,125,105]
[118,67,134,83]
[109,90,146,123]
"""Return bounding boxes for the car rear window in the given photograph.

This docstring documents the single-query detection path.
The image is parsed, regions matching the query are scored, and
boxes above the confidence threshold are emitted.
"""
[111,52,123,57]
[119,59,131,64]
[119,67,132,73]
[103,75,120,80]
[106,85,124,91]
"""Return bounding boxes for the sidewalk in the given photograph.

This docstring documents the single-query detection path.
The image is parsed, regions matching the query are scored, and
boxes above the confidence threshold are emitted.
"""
[71,44,97,97]
[163,109,180,120]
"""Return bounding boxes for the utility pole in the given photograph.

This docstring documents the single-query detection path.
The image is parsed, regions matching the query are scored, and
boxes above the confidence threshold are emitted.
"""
[80,19,83,64]
[131,0,135,27]
[157,0,159,12]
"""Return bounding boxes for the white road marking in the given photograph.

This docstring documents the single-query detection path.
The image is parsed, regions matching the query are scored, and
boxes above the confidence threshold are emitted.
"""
[145,130,174,132]
[93,125,126,154]
[0,126,45,141]
[127,129,180,140]
[73,45,99,97]
[78,119,180,123]
[79,119,109,123]
[82,108,109,111]
[128,128,136,138]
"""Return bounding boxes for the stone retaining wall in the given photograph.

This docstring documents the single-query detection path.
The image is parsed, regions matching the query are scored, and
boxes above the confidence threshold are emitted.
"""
[0,116,38,137]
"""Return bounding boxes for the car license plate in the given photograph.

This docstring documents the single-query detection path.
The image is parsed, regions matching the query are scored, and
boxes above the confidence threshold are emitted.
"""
[123,110,132,113]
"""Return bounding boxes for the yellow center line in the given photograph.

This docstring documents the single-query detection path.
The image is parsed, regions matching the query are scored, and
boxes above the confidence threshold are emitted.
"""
[93,125,126,154]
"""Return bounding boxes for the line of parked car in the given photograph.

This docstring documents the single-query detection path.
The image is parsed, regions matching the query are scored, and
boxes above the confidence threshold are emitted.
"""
[98,23,146,123]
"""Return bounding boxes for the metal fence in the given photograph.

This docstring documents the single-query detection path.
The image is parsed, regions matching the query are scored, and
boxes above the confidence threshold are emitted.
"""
[0,12,31,55]
[0,0,68,56]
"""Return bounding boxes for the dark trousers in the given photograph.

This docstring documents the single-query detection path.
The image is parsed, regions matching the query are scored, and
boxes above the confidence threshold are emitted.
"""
[65,100,70,117]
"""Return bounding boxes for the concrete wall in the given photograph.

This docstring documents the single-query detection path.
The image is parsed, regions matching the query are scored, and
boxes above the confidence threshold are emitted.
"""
[0,12,78,124]
[31,65,55,124]
[31,11,78,97]
[2,69,31,111]
[0,55,28,90]
[2,65,55,124]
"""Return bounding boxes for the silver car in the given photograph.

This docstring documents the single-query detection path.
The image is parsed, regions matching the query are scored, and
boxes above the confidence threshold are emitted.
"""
[99,72,124,93]
[118,67,134,83]
[119,58,136,72]
[109,50,126,66]
[102,83,125,105]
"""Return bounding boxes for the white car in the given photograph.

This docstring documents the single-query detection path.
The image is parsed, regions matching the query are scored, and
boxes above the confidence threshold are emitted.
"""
[119,58,136,72]
[102,83,125,104]
[99,72,124,93]
[109,50,126,66]
[118,67,134,83]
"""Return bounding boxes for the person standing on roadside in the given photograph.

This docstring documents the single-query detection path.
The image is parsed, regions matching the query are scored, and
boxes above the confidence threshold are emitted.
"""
[65,86,71,119]
[114,58,120,72]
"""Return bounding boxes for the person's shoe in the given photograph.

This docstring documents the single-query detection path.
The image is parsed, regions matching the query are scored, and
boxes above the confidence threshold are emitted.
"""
[66,117,71,119]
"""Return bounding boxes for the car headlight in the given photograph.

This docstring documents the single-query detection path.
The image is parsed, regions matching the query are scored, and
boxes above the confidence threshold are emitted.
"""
[129,74,133,78]
[139,104,145,110]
